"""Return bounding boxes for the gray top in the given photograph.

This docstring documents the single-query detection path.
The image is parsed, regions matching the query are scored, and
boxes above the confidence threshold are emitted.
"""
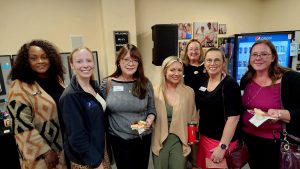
[100,78,156,140]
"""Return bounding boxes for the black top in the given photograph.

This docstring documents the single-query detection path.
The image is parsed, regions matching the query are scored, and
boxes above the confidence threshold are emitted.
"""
[183,64,206,108]
[36,77,65,133]
[196,75,242,141]
[183,64,206,91]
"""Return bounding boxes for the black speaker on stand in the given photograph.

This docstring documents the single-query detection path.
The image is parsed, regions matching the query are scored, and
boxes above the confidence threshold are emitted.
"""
[152,24,178,66]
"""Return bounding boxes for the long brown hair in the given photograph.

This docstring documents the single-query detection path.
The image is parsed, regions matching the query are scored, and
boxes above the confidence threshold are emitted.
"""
[110,44,148,99]
[244,40,290,83]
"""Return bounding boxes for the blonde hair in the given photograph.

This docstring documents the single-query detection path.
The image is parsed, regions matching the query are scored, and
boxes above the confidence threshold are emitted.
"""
[160,56,184,93]
[69,47,95,80]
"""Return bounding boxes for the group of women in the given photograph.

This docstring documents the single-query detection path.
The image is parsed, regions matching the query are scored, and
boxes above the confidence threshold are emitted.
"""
[6,38,300,169]
[180,39,300,169]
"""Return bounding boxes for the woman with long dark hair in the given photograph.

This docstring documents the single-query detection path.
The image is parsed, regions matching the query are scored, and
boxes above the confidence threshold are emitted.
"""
[100,44,156,169]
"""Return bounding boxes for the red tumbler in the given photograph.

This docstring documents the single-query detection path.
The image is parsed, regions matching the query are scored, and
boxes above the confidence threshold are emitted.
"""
[188,122,198,143]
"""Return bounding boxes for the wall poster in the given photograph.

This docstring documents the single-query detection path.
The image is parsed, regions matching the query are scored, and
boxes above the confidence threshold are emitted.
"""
[193,22,218,47]
[114,31,129,54]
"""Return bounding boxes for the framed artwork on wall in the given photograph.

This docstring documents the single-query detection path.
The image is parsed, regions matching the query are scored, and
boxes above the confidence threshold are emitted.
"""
[194,22,218,47]
[178,23,193,40]
[219,24,227,34]
[178,40,188,58]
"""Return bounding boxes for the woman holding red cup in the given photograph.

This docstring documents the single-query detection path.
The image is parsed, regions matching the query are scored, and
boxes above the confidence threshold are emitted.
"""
[151,56,199,169]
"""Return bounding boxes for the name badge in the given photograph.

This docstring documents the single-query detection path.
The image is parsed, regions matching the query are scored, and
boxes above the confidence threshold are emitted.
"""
[113,86,124,92]
[199,86,207,92]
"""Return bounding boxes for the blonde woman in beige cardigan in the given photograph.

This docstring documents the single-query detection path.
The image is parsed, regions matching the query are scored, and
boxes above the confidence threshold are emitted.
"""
[151,56,199,169]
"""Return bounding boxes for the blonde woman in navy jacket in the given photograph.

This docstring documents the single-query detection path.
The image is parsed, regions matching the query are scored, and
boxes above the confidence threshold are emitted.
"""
[60,47,110,169]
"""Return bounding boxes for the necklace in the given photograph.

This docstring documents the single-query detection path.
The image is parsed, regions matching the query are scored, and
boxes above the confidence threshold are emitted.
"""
[78,80,96,96]
[247,85,263,106]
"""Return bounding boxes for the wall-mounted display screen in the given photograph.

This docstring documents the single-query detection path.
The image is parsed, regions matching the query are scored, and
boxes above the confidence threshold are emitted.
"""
[234,32,293,83]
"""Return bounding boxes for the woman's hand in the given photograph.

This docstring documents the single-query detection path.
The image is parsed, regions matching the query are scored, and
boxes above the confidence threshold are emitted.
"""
[210,146,226,163]
[145,114,155,128]
[267,109,290,123]
[44,150,59,169]
[267,108,281,121]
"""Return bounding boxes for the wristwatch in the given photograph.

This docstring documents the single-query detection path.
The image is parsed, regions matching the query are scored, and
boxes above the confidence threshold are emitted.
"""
[219,143,228,150]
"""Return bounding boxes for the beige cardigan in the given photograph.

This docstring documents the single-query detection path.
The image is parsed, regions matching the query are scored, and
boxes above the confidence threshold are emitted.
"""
[151,83,199,157]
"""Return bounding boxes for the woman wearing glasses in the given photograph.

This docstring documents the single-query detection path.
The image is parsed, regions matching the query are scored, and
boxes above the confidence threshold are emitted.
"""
[100,44,156,169]
[195,48,242,169]
[181,39,205,169]
[240,40,300,169]
[182,39,206,95]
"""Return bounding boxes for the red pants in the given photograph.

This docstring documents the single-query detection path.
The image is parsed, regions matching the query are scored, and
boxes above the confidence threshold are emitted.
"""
[196,135,238,169]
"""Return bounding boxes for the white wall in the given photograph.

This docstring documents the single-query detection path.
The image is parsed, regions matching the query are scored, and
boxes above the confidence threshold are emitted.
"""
[0,0,101,52]
[135,0,263,85]
[0,0,107,78]
[1,0,300,84]
[100,0,137,76]
[260,0,300,32]
[0,0,137,81]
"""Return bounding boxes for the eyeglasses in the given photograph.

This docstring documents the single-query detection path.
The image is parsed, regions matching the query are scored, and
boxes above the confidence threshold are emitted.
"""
[250,53,272,58]
[122,58,139,65]
[205,58,222,64]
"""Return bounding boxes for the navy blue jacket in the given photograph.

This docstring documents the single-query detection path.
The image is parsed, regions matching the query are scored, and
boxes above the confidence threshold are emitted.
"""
[59,76,105,168]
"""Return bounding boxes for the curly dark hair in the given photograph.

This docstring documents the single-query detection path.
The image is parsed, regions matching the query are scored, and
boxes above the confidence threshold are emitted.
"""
[110,44,148,99]
[8,39,65,84]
